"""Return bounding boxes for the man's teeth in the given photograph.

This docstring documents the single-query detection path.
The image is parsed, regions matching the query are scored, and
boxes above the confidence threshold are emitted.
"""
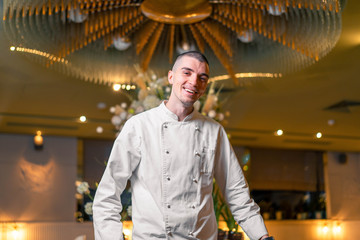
[185,88,196,94]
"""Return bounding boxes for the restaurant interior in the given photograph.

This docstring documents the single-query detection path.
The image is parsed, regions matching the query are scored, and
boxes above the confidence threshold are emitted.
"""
[1,0,360,239]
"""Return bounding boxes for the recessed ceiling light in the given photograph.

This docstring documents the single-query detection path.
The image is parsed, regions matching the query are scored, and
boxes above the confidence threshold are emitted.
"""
[275,129,283,136]
[96,126,103,133]
[316,132,322,139]
[328,119,335,126]
[79,116,87,122]
[113,83,121,91]
[97,102,106,109]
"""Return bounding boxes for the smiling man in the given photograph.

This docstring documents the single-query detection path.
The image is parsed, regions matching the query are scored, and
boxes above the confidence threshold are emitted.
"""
[93,51,273,240]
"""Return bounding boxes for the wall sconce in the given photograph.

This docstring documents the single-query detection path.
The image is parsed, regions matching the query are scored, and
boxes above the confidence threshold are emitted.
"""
[34,131,43,150]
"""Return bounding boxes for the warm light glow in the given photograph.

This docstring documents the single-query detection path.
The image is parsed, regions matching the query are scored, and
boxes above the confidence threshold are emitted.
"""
[113,83,121,91]
[243,165,249,171]
[122,221,133,240]
[2,224,25,240]
[126,85,131,90]
[10,46,68,64]
[322,225,329,234]
[12,228,19,239]
[34,130,43,146]
[275,129,283,136]
[316,132,322,138]
[333,224,341,234]
[209,72,282,82]
[123,228,131,237]
[79,116,87,122]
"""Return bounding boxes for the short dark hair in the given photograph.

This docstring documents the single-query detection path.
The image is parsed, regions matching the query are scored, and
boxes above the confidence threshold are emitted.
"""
[172,51,209,71]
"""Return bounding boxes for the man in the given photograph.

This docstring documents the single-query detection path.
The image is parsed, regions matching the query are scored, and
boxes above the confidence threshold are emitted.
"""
[93,51,273,240]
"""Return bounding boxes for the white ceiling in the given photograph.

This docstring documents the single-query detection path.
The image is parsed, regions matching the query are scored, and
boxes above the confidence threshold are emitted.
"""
[1,0,360,152]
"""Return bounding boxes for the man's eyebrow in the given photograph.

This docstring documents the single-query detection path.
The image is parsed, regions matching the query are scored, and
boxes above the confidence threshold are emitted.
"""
[181,67,209,79]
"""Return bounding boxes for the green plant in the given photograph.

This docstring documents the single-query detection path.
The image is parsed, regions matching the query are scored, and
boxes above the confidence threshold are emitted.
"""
[213,180,239,232]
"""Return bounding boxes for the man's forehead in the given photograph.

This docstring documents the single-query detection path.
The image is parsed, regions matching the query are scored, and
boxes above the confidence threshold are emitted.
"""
[176,56,209,72]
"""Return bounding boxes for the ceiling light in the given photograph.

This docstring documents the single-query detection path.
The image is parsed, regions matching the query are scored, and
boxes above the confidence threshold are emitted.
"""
[2,0,344,86]
[97,102,106,109]
[275,129,283,136]
[113,84,121,91]
[237,29,254,43]
[9,46,15,51]
[316,132,323,139]
[268,5,286,16]
[68,8,88,23]
[79,116,87,122]
[96,126,104,134]
[113,37,132,51]
[328,119,335,126]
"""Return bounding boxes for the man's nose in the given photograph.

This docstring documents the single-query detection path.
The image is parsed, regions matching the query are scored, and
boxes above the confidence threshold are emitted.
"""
[188,75,199,86]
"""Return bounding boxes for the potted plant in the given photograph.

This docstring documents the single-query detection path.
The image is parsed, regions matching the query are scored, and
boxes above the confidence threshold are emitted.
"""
[213,180,244,240]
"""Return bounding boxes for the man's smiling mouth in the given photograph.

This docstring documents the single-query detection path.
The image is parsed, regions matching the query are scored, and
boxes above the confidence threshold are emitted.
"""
[184,88,198,94]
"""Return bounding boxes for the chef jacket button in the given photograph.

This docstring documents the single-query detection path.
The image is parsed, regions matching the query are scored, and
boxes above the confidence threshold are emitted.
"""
[192,178,198,183]
[164,125,168,128]
[195,151,200,157]
[191,204,196,209]
[166,150,169,154]
[167,177,171,181]
[189,231,194,236]
[195,126,200,131]
[167,204,171,208]
[167,230,172,236]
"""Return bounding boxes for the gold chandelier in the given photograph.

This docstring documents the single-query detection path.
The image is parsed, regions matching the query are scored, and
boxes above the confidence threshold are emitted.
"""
[2,0,344,86]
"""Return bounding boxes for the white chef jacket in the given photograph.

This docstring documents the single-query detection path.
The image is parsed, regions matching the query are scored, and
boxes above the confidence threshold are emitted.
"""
[93,102,268,240]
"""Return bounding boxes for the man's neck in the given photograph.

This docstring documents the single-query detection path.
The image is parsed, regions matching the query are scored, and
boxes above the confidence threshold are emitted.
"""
[165,100,194,121]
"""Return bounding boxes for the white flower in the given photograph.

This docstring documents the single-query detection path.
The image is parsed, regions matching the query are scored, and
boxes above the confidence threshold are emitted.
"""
[109,106,116,113]
[77,182,90,194]
[120,102,127,109]
[84,202,93,215]
[218,113,224,121]
[143,95,161,110]
[156,77,168,86]
[138,89,149,101]
[130,100,141,109]
[208,110,216,118]
[127,206,132,217]
[135,106,145,114]
[111,115,122,126]
[114,105,125,115]
[120,111,127,120]
[202,95,218,113]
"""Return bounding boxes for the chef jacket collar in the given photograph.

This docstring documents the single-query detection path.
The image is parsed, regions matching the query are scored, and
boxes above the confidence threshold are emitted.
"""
[160,101,196,122]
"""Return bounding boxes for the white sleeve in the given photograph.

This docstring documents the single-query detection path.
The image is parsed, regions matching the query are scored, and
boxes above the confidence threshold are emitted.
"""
[214,126,268,240]
[92,120,141,240]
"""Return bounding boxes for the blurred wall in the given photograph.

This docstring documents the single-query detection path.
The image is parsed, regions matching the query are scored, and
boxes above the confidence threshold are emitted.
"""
[324,151,360,220]
[0,133,77,222]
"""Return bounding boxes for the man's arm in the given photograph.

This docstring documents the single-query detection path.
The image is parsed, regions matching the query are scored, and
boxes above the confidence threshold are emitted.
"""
[93,120,141,240]
[214,126,269,240]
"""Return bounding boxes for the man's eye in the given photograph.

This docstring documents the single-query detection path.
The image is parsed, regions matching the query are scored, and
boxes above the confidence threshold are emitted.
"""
[183,72,190,75]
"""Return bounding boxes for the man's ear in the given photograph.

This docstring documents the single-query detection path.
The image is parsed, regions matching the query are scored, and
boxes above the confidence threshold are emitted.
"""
[168,70,174,84]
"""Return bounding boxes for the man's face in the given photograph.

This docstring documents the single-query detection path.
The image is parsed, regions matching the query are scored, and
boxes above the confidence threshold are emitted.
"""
[168,56,209,107]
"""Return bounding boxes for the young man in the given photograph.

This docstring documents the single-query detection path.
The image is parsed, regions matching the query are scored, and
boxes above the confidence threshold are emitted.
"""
[93,51,273,240]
